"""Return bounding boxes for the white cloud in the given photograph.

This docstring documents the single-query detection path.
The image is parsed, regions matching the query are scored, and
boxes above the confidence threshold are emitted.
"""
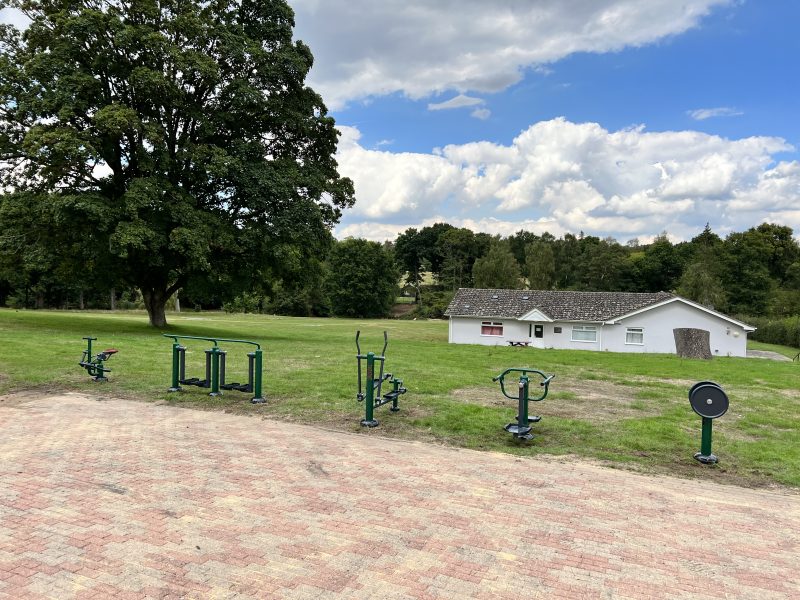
[290,0,732,108]
[334,118,798,241]
[470,108,491,120]
[688,107,744,120]
[427,94,485,111]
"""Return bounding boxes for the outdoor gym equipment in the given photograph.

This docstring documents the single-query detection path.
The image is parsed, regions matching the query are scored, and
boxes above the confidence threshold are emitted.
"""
[78,336,118,381]
[688,381,729,464]
[355,330,407,427]
[163,334,265,404]
[492,368,555,440]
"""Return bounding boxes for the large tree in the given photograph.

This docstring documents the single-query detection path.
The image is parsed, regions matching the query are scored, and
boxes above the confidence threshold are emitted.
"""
[525,240,555,289]
[472,241,521,289]
[325,238,398,318]
[0,0,354,326]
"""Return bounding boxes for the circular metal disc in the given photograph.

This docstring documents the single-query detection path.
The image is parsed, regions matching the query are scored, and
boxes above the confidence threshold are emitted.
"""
[689,380,718,398]
[689,383,729,419]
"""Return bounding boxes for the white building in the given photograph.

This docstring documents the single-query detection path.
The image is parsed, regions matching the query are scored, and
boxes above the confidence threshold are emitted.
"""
[444,288,755,357]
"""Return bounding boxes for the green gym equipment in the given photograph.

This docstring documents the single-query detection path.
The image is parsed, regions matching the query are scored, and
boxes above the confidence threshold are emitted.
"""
[688,381,729,464]
[78,336,118,381]
[163,334,265,404]
[355,330,407,427]
[492,368,555,440]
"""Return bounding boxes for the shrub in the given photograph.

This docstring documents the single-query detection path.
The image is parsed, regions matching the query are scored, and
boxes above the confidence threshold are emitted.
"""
[741,315,800,348]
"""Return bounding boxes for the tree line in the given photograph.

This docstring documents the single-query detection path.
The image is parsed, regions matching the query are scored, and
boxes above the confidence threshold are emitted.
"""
[3,2,797,329]
[393,221,800,319]
[4,217,798,323]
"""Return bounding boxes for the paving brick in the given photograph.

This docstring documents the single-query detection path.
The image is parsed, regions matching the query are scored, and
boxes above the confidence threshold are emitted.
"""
[0,392,798,599]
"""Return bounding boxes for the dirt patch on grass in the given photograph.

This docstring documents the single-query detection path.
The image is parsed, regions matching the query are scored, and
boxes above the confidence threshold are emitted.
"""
[451,379,668,422]
[0,391,41,407]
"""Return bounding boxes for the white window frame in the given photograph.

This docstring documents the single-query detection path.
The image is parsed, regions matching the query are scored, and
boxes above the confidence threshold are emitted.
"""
[571,325,597,343]
[481,321,504,337]
[625,327,644,345]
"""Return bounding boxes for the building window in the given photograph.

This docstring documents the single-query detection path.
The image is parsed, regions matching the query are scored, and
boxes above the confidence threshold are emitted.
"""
[481,321,503,336]
[534,325,544,338]
[626,327,644,345]
[553,326,562,334]
[571,325,597,342]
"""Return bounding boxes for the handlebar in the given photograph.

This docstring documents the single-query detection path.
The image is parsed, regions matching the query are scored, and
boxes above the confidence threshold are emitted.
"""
[162,334,261,350]
[492,367,555,401]
[355,330,389,358]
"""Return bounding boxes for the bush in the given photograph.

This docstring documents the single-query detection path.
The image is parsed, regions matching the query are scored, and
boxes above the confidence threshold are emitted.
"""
[223,291,268,314]
[741,315,800,348]
[403,289,454,319]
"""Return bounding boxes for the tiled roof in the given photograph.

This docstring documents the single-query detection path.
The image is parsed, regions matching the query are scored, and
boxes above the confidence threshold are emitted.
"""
[444,288,675,322]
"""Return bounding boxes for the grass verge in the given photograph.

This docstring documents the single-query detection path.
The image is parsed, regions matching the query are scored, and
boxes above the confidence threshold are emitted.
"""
[1,308,798,490]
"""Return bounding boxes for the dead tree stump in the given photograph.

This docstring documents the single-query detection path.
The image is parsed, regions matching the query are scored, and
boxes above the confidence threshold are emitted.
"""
[673,328,712,359]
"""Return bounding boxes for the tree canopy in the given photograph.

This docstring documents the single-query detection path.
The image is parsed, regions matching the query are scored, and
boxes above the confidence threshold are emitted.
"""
[0,0,354,325]
[325,238,397,318]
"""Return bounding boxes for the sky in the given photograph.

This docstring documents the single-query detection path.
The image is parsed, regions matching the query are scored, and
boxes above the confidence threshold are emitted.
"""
[288,0,800,243]
[2,1,798,244]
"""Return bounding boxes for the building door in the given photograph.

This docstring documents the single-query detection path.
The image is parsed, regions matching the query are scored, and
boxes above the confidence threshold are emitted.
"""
[532,324,544,349]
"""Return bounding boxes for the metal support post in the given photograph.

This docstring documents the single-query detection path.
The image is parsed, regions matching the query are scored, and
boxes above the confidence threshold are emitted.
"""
[361,352,378,427]
[694,417,718,464]
[219,350,227,388]
[209,346,221,396]
[390,378,401,412]
[169,343,182,391]
[518,375,529,428]
[251,349,265,404]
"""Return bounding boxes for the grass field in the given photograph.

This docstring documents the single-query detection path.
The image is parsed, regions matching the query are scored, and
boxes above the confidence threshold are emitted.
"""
[1,308,798,489]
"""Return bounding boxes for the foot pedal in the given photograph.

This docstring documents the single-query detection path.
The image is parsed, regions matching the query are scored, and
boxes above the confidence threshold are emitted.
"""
[515,415,542,423]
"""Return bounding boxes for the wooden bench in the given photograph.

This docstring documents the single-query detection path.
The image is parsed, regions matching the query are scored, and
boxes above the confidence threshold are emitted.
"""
[507,341,530,347]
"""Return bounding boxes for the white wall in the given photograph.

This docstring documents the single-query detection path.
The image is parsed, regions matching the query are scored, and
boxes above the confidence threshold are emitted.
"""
[602,301,748,357]
[449,300,749,356]
[449,317,602,350]
[449,317,529,346]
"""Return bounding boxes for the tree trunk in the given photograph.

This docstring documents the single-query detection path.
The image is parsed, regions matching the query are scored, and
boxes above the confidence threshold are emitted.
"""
[673,328,712,359]
[142,289,168,327]
[110,288,116,310]
[174,295,181,313]
[78,289,85,310]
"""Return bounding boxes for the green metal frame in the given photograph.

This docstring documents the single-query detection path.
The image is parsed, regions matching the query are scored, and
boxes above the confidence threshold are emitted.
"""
[163,334,265,403]
[78,336,117,381]
[493,367,555,441]
[356,331,405,427]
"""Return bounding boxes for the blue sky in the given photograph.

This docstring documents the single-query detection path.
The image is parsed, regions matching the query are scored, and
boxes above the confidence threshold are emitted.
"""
[289,0,800,243]
[2,1,798,244]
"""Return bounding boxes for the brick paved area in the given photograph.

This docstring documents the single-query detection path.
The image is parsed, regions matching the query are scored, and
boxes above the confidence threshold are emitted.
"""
[1,392,798,599]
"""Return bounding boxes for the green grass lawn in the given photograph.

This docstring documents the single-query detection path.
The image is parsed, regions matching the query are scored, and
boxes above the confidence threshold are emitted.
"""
[1,308,798,489]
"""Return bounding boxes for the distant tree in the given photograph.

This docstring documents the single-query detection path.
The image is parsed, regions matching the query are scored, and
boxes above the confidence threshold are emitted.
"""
[508,230,540,266]
[394,228,424,301]
[472,242,521,289]
[722,229,774,315]
[677,262,727,310]
[415,222,455,276]
[583,239,628,291]
[552,233,581,288]
[525,241,555,289]
[326,239,398,318]
[638,234,683,292]
[752,223,800,284]
[436,228,481,290]
[0,0,354,326]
